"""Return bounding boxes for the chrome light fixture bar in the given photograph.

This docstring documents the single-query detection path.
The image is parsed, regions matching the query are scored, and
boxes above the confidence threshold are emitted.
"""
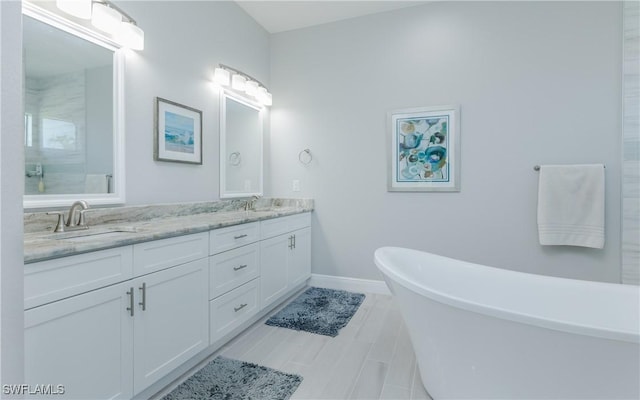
[213,64,272,107]
[55,0,144,50]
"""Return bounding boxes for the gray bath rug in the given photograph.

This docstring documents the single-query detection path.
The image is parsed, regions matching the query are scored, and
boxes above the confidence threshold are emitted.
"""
[162,356,302,400]
[265,287,365,337]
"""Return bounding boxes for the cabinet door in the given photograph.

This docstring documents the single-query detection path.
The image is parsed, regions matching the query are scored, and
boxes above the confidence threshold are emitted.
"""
[133,258,208,394]
[25,282,134,400]
[260,234,289,309]
[288,227,311,288]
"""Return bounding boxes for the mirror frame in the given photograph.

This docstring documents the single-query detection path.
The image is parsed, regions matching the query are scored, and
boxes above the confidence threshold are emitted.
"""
[22,1,126,209]
[219,90,264,199]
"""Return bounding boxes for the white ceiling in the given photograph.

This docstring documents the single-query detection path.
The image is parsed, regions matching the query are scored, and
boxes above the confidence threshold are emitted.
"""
[235,1,429,34]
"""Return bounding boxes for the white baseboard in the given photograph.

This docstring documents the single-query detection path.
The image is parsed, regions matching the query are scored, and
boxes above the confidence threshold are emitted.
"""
[309,273,391,295]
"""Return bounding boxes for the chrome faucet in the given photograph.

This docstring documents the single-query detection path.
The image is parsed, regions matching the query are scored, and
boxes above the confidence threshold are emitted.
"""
[47,200,90,232]
[244,195,261,211]
[67,200,89,227]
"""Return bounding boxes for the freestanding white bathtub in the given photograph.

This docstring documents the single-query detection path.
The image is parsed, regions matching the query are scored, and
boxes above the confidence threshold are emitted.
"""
[374,247,640,399]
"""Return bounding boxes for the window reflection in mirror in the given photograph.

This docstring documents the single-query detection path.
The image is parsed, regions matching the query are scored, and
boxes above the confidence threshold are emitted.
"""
[220,93,263,198]
[22,8,123,206]
[41,118,77,150]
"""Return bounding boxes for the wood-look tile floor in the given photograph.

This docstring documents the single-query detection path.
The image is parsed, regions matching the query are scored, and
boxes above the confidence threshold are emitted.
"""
[157,292,433,400]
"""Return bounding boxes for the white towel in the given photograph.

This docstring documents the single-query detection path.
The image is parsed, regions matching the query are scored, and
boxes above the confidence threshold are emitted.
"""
[537,164,605,249]
[84,174,109,194]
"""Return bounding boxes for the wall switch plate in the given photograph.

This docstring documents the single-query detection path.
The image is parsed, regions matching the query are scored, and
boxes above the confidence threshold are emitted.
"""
[292,179,300,192]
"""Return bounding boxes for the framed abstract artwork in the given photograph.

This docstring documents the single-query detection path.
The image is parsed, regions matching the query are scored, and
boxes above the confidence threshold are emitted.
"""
[154,97,203,164]
[388,105,460,192]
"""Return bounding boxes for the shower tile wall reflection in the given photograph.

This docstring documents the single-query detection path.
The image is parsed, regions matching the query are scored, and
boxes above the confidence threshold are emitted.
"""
[23,14,114,197]
[25,71,86,194]
[24,67,113,195]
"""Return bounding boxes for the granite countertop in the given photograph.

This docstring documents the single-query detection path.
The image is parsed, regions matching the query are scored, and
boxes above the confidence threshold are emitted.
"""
[24,199,313,264]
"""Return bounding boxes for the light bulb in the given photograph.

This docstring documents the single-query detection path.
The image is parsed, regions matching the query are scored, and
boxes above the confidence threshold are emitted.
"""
[118,21,144,50]
[245,80,259,97]
[56,0,91,19]
[92,3,122,34]
[231,74,247,91]
[213,68,231,86]
[262,92,273,106]
[257,87,269,105]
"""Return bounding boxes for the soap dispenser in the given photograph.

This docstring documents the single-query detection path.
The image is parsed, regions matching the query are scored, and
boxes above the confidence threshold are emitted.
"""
[36,163,44,193]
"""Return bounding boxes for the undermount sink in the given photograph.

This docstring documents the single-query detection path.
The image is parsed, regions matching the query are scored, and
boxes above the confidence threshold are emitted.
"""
[252,207,297,213]
[50,226,141,241]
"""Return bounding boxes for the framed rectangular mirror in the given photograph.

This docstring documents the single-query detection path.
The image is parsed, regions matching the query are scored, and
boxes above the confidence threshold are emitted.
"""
[22,2,125,209]
[220,91,263,198]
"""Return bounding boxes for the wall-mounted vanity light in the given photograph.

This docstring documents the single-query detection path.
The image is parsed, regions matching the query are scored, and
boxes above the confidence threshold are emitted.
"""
[231,74,247,91]
[55,0,144,50]
[213,64,273,107]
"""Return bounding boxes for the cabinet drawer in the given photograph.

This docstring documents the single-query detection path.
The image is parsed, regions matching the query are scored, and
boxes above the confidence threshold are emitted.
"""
[261,212,311,239]
[287,212,312,232]
[25,247,133,310]
[209,243,259,299]
[260,217,289,239]
[133,232,208,276]
[209,279,259,344]
[209,222,259,255]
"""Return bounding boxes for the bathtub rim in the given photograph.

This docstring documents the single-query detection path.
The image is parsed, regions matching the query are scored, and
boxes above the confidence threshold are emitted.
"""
[374,246,640,344]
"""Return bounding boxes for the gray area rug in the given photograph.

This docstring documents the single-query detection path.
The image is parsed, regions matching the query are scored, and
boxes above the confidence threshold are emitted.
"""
[265,287,365,337]
[162,356,302,400]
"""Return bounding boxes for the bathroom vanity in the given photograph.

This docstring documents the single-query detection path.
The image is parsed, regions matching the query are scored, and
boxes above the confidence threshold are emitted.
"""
[20,4,298,397]
[23,202,312,399]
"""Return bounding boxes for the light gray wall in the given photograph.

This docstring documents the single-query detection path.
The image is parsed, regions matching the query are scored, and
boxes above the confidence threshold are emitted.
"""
[269,1,623,283]
[117,1,270,205]
[623,0,639,284]
[0,0,25,390]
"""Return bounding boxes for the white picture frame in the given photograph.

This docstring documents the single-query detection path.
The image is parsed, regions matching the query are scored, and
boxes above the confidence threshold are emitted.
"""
[388,105,461,192]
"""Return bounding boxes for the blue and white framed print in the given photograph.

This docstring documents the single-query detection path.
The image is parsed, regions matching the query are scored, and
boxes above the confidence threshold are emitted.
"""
[154,97,203,165]
[388,105,460,192]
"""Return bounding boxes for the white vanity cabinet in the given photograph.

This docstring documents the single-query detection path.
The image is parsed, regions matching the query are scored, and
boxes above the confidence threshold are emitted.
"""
[25,281,134,399]
[24,247,135,399]
[131,258,208,394]
[209,243,260,299]
[24,232,209,398]
[132,233,209,276]
[24,246,134,310]
[288,227,311,288]
[208,223,261,344]
[209,277,260,344]
[131,233,209,394]
[260,234,290,307]
[24,212,312,399]
[260,213,311,309]
[209,221,260,254]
